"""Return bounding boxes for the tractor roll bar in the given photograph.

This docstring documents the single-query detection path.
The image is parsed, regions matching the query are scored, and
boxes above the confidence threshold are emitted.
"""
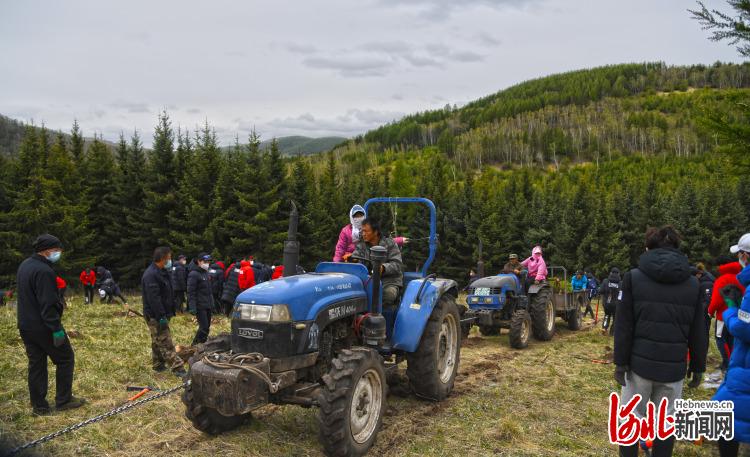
[364,197,437,277]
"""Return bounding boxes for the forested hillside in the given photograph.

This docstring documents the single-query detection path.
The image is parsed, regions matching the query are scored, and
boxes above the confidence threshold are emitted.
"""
[0,62,747,288]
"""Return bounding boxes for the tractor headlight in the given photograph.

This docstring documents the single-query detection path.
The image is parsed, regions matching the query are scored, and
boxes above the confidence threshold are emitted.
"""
[238,304,291,322]
[470,297,479,304]
[483,297,493,304]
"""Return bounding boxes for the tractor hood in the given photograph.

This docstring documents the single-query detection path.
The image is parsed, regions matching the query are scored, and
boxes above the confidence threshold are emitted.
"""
[469,274,522,294]
[236,272,367,321]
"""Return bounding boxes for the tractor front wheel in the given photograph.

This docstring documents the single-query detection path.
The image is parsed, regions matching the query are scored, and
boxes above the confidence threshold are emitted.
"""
[406,294,461,401]
[182,382,250,435]
[530,286,555,341]
[509,309,531,349]
[317,348,387,457]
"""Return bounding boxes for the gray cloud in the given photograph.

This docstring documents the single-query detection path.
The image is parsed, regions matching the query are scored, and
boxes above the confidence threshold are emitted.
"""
[302,56,393,77]
[378,0,540,20]
[476,32,502,46]
[285,42,318,54]
[186,108,201,114]
[108,100,150,113]
[300,41,483,77]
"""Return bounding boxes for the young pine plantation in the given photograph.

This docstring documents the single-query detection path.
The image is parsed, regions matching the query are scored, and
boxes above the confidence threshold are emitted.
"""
[0,294,720,456]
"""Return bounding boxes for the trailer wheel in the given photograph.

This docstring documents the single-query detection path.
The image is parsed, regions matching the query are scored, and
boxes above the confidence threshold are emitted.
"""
[406,294,461,401]
[530,286,555,341]
[182,382,250,435]
[567,299,582,331]
[509,309,531,349]
[317,348,386,457]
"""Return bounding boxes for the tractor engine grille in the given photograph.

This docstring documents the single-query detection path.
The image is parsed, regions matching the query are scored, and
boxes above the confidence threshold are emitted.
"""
[468,287,502,295]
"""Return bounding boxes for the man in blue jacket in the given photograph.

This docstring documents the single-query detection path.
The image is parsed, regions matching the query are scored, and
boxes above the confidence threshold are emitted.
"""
[142,246,186,378]
[713,234,750,456]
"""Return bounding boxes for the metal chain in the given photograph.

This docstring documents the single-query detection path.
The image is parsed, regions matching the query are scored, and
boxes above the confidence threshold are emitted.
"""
[6,382,186,457]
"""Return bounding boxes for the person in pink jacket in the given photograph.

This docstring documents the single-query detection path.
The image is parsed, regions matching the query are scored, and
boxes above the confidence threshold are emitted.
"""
[521,245,547,284]
[333,204,407,262]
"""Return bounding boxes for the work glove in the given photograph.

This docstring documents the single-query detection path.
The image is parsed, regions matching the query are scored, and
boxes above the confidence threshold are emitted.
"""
[158,317,169,332]
[52,330,66,347]
[687,369,704,388]
[614,365,628,387]
[720,285,743,309]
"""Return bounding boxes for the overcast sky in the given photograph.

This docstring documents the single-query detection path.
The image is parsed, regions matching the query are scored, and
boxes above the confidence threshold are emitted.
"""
[0,0,745,146]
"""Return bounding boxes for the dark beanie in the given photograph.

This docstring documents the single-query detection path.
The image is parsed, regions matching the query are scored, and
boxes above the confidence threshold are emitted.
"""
[33,234,62,252]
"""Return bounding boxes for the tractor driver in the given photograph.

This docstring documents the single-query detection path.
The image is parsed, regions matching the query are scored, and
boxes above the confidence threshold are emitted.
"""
[344,218,403,308]
[503,254,524,276]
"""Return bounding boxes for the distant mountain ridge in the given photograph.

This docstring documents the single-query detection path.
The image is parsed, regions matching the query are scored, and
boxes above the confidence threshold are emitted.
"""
[259,135,347,156]
[0,114,345,157]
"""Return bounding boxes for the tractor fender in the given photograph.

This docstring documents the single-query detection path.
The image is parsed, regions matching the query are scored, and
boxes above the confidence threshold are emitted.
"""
[527,283,547,295]
[391,277,459,352]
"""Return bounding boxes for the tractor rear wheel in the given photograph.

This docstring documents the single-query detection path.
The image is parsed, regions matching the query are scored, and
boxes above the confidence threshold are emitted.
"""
[530,286,555,341]
[509,309,531,349]
[479,325,500,336]
[406,294,461,401]
[182,382,250,435]
[317,348,387,457]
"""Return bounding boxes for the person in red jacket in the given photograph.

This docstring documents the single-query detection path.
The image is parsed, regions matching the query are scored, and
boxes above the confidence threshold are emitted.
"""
[272,265,283,280]
[708,256,745,373]
[237,260,256,290]
[79,267,96,304]
[56,276,67,308]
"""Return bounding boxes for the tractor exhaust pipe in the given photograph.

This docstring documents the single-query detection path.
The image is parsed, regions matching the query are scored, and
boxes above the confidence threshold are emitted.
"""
[361,245,387,347]
[283,201,300,278]
[477,238,485,278]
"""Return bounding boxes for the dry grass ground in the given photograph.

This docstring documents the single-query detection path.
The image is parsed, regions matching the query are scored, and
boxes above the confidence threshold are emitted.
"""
[0,294,722,456]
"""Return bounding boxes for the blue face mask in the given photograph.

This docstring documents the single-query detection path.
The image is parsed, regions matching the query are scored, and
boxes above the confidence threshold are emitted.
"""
[47,251,62,263]
[164,259,173,270]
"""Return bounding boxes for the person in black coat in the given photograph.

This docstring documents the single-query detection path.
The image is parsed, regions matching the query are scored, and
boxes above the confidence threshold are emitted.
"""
[16,234,85,415]
[614,226,707,457]
[207,261,225,312]
[600,267,622,335]
[188,253,215,345]
[171,254,188,314]
[141,246,185,377]
[692,263,715,344]
[220,262,244,316]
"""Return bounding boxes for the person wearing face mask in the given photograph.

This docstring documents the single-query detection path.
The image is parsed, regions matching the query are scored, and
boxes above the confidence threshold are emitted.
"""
[521,245,547,290]
[708,255,745,375]
[711,234,750,457]
[141,246,186,378]
[16,234,86,415]
[187,253,215,345]
[334,205,407,262]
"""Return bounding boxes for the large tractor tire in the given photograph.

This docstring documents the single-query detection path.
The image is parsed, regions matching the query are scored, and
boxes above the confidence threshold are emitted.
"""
[509,309,531,349]
[567,298,583,331]
[530,286,555,341]
[406,294,461,401]
[317,348,387,457]
[182,382,250,435]
[479,325,500,336]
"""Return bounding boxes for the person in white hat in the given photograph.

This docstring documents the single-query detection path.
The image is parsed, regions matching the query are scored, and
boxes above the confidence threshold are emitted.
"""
[730,233,750,268]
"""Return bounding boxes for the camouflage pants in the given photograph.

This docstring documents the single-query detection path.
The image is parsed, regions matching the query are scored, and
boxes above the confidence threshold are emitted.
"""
[383,285,400,308]
[146,319,183,371]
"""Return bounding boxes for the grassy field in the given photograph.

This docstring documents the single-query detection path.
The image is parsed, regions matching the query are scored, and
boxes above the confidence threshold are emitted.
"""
[0,294,723,456]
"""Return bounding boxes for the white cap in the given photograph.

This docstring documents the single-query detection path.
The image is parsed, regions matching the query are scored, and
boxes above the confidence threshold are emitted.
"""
[730,233,750,254]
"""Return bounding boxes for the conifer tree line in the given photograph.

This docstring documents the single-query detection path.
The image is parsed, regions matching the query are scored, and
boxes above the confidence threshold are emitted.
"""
[0,112,746,289]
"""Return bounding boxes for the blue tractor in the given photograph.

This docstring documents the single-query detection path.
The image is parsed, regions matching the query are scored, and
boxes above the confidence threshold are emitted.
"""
[182,198,462,456]
[463,266,584,349]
